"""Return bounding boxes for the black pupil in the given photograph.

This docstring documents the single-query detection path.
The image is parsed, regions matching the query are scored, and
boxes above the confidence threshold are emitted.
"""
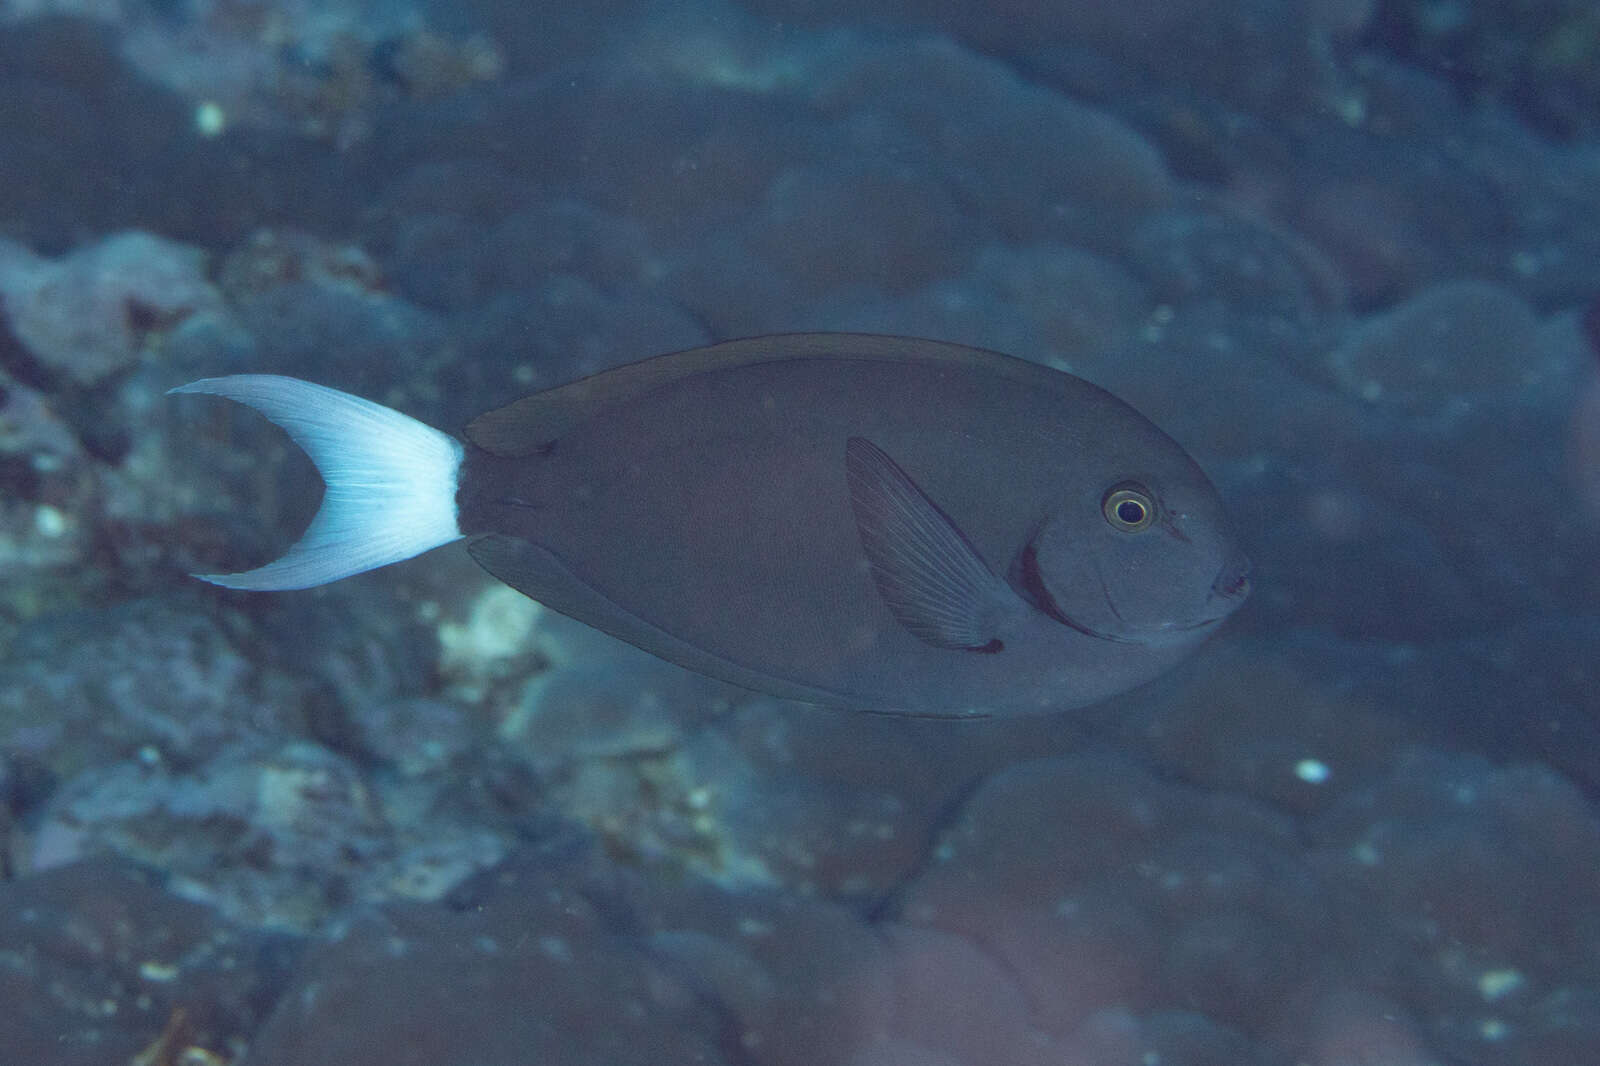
[1117,499,1146,524]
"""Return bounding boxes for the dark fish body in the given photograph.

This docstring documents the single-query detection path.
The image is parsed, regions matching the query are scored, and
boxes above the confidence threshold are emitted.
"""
[174,334,1250,717]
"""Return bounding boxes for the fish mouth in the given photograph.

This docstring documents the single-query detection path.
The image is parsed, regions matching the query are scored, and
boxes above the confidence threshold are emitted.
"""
[1063,610,1225,644]
[1052,573,1155,645]
[1157,561,1252,633]
[1021,548,1247,644]
[1032,569,1138,644]
[1168,614,1228,632]
[1055,566,1244,644]
[1054,609,1141,644]
[1212,555,1253,602]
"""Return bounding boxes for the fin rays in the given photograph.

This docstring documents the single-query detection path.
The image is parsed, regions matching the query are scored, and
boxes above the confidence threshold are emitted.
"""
[845,436,1019,650]
[172,375,464,590]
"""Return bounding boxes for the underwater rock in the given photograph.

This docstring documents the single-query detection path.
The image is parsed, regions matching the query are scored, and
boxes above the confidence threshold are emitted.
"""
[0,858,296,1066]
[28,736,513,930]
[225,277,449,392]
[0,231,219,386]
[808,34,1175,248]
[0,597,300,778]
[826,241,1148,374]
[1309,747,1600,974]
[482,199,656,296]
[1328,281,1543,411]
[1110,644,1419,818]
[1129,205,1342,324]
[880,750,1489,1060]
[218,228,384,303]
[0,375,97,593]
[244,846,728,1066]
[455,276,709,390]
[747,158,985,298]
[1286,988,1436,1066]
[960,244,1147,358]
[749,0,1335,116]
[1305,746,1600,1062]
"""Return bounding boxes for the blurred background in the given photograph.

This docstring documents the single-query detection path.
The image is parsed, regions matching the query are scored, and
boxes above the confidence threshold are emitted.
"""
[1,1,1598,1063]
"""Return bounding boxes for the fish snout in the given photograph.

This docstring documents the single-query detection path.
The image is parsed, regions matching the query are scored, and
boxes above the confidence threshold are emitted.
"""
[1203,544,1254,611]
[1210,553,1253,605]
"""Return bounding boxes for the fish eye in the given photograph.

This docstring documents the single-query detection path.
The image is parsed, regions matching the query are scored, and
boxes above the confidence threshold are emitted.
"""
[1102,483,1155,532]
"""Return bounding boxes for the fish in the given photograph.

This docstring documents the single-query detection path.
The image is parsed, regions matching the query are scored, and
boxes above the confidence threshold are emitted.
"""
[172,333,1249,717]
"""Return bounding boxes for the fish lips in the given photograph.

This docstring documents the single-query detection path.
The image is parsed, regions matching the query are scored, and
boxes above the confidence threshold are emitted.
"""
[1061,554,1251,646]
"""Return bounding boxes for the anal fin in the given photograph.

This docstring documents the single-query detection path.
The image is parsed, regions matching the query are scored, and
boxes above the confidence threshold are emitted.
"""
[467,534,858,709]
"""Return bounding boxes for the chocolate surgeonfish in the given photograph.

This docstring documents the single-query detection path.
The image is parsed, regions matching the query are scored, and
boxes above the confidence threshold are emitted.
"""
[173,334,1250,717]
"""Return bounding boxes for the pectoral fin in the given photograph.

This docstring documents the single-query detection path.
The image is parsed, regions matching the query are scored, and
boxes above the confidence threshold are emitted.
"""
[845,437,1020,652]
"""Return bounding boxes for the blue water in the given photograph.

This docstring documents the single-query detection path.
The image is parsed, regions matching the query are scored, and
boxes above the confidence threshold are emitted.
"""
[1,2,1597,1063]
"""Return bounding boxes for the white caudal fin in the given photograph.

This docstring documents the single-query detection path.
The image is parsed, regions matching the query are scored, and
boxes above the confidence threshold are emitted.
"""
[171,374,464,590]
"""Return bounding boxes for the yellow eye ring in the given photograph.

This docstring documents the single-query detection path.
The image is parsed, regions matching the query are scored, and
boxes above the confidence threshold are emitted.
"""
[1103,484,1155,532]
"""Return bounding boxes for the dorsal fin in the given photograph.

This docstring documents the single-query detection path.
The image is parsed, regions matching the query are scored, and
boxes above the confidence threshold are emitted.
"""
[464,332,1076,458]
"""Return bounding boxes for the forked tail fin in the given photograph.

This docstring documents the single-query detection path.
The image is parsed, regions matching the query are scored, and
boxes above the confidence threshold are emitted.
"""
[171,375,464,590]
